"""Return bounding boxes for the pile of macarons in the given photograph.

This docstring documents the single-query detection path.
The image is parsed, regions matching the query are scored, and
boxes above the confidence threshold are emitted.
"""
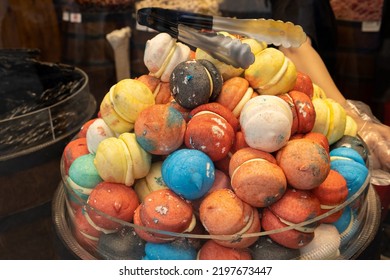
[61,31,370,260]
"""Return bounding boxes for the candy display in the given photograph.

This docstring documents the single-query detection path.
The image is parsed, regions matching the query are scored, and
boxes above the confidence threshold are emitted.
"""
[56,24,375,260]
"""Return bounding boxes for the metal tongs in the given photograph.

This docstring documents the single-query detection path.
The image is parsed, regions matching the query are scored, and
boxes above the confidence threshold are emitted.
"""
[137,7,307,69]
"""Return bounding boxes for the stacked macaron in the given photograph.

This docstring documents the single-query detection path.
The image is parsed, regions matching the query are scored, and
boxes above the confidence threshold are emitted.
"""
[310,85,358,145]
[185,102,239,161]
[60,30,370,260]
[169,59,223,109]
[240,95,293,153]
[244,47,297,95]
[144,32,192,83]
[94,132,152,186]
[100,79,155,134]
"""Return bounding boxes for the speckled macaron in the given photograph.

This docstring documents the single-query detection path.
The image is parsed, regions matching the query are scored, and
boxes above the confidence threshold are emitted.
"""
[229,147,287,207]
[276,138,330,190]
[161,149,215,200]
[312,169,348,223]
[279,90,316,135]
[134,104,186,155]
[262,188,322,249]
[292,71,314,99]
[240,95,293,152]
[199,188,260,248]
[134,189,195,241]
[216,77,258,118]
[170,59,223,109]
[185,103,238,161]
[86,181,140,230]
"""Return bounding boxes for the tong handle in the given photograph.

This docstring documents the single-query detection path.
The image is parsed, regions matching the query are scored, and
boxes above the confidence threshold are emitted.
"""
[212,16,306,48]
[137,7,213,37]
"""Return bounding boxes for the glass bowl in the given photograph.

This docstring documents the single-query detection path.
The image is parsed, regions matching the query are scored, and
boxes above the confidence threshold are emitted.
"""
[0,55,97,217]
[52,147,381,260]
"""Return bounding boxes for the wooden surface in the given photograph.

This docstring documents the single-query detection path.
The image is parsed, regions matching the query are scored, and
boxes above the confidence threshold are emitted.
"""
[0,0,62,62]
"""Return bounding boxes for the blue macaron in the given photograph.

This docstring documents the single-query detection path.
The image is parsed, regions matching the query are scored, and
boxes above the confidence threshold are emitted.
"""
[330,147,368,198]
[333,206,358,248]
[142,239,197,260]
[67,153,103,201]
[162,149,215,200]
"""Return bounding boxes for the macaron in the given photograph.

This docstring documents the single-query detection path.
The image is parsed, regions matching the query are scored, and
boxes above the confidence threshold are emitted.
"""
[77,118,97,138]
[133,161,168,203]
[136,74,173,104]
[144,32,191,82]
[292,71,314,99]
[67,153,103,202]
[250,236,301,260]
[311,97,346,145]
[73,206,101,253]
[161,149,215,200]
[262,188,321,249]
[86,118,116,154]
[329,147,369,198]
[134,189,195,242]
[276,138,330,190]
[170,59,223,109]
[100,79,155,134]
[229,147,287,207]
[86,182,139,230]
[216,77,258,118]
[134,104,186,155]
[97,227,145,260]
[312,169,348,223]
[62,137,89,175]
[185,103,237,161]
[299,224,341,260]
[143,238,197,260]
[240,95,293,152]
[199,188,260,248]
[94,132,152,186]
[333,206,359,248]
[278,90,316,135]
[198,240,252,260]
[244,47,297,95]
[300,131,330,153]
[330,135,368,162]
